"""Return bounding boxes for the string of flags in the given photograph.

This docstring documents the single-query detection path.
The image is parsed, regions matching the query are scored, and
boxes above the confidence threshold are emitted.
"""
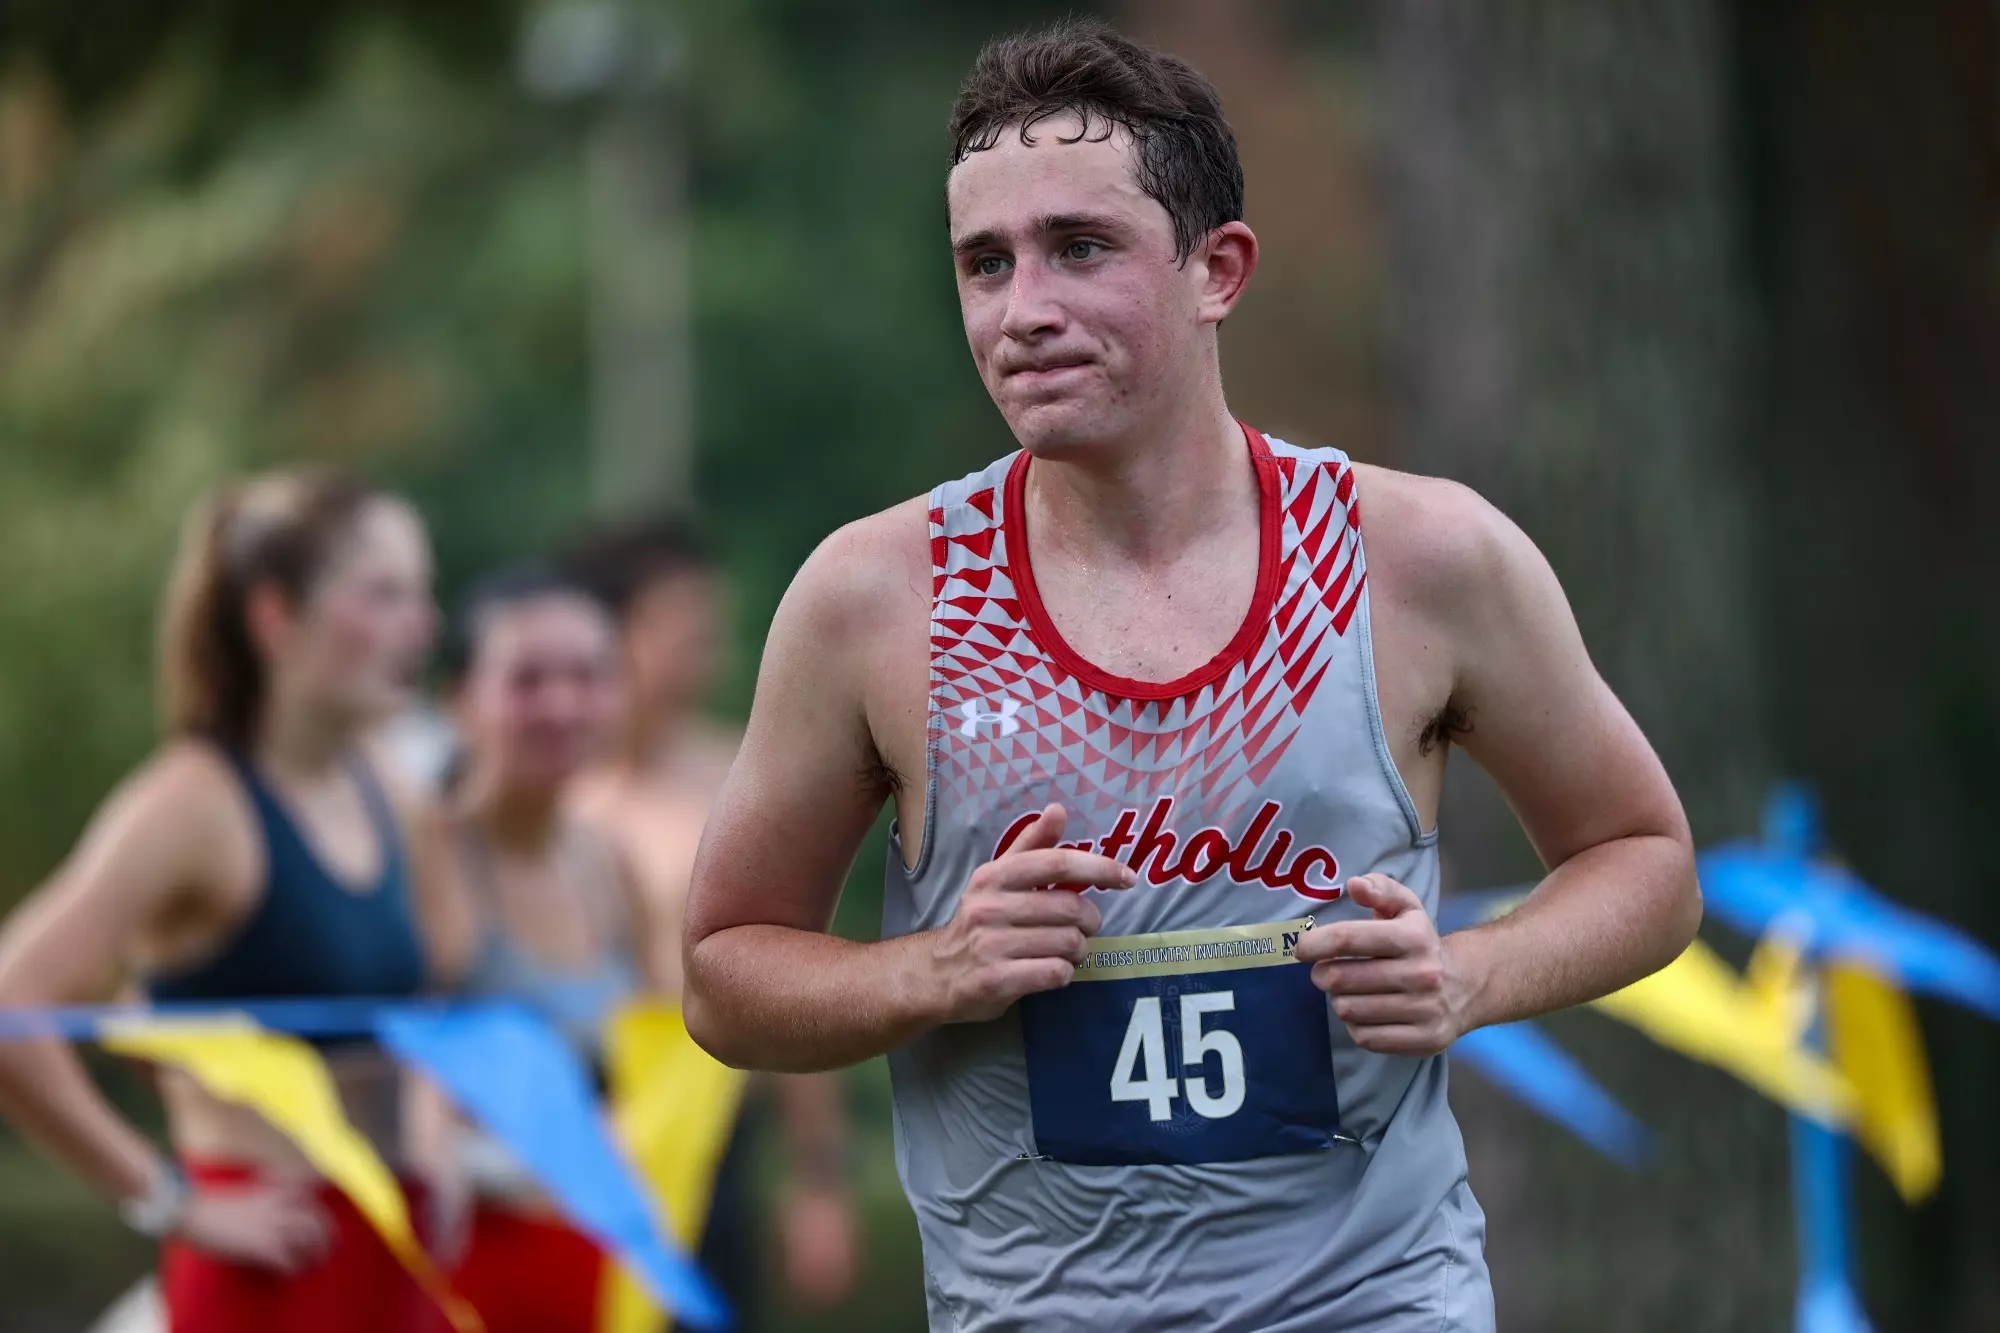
[1442,784,2000,1333]
[14,995,745,1333]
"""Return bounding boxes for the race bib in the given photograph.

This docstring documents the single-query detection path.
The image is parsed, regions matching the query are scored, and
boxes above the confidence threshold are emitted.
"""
[1017,918,1342,1166]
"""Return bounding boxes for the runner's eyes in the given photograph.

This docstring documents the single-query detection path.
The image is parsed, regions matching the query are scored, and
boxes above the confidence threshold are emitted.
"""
[967,244,1098,277]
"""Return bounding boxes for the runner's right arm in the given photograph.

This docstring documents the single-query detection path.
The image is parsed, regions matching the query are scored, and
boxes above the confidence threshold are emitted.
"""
[683,508,1134,1073]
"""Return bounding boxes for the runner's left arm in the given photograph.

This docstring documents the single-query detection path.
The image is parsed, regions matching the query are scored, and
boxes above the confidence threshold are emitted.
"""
[1299,486,1699,1054]
[1440,495,1699,1033]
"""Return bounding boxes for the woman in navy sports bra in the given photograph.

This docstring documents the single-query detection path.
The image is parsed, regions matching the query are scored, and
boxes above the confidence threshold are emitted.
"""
[0,470,444,1333]
[416,568,670,1333]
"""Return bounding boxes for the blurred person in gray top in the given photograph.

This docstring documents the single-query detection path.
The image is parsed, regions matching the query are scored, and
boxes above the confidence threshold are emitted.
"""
[414,566,665,1333]
[565,521,859,1323]
[680,18,1699,1333]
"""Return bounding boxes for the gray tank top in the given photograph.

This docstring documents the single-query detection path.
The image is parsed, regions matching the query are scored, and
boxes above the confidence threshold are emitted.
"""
[456,826,639,1059]
[882,426,1493,1332]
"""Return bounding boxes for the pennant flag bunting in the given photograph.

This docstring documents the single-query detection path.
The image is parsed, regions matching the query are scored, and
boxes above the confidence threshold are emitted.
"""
[1451,1021,1651,1166]
[1824,961,1941,1204]
[99,1015,482,1333]
[598,1001,751,1333]
[1590,936,1857,1126]
[376,1003,731,1332]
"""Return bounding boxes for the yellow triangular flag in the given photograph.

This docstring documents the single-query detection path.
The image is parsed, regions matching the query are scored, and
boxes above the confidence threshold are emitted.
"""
[597,1000,751,1333]
[1741,920,1817,1044]
[1825,960,1941,1203]
[100,1016,482,1333]
[1592,936,1857,1125]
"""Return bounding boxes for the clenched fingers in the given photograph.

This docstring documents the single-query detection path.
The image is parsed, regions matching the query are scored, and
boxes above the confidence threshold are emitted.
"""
[1310,958,1432,995]
[1293,918,1416,963]
[996,957,1077,1000]
[999,926,1092,964]
[1328,993,1432,1026]
[980,849,1136,894]
[969,886,1102,933]
[1345,1024,1441,1056]
[1344,874,1424,917]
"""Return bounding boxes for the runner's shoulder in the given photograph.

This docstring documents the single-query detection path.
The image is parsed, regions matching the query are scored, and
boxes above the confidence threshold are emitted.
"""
[1350,463,1543,617]
[779,494,930,647]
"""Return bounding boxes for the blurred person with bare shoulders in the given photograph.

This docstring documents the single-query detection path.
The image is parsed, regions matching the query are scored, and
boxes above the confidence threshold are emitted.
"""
[564,521,858,1323]
[0,471,446,1333]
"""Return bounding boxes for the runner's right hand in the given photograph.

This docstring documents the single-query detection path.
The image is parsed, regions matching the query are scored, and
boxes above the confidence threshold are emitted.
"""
[927,804,1132,1023]
[175,1183,333,1273]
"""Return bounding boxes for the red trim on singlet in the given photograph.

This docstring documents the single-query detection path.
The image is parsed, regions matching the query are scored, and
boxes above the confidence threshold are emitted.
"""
[1002,421,1283,702]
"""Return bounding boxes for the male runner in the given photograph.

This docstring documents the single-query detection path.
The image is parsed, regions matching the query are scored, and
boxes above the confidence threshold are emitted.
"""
[683,20,1699,1332]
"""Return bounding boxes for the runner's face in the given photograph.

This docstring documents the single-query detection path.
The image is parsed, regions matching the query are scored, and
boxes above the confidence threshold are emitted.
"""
[461,595,623,793]
[948,115,1203,456]
[281,499,437,729]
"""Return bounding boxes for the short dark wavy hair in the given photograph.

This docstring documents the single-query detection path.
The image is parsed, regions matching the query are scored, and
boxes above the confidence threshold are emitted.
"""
[948,19,1244,265]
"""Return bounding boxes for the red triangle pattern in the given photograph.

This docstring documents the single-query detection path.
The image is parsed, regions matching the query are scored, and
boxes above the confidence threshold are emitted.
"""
[927,454,1366,822]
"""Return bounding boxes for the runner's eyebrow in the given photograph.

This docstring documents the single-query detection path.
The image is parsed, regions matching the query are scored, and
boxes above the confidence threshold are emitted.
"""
[952,229,1004,259]
[951,214,1130,259]
[1035,212,1125,238]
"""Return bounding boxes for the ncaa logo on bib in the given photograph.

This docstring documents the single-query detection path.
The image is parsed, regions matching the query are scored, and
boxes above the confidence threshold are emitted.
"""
[959,695,1023,738]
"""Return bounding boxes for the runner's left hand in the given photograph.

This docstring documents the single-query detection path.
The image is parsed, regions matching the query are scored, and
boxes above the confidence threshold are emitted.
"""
[1294,874,1469,1056]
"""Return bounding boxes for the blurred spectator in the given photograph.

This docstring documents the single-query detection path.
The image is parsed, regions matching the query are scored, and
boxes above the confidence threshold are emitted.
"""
[0,471,444,1333]
[415,565,666,1333]
[566,519,860,1322]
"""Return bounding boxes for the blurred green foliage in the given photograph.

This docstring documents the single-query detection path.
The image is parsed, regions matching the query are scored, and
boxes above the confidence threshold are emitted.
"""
[0,0,1091,893]
[0,15,586,890]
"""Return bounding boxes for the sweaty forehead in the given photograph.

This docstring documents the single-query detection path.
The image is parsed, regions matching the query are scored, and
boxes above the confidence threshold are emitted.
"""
[947,114,1160,240]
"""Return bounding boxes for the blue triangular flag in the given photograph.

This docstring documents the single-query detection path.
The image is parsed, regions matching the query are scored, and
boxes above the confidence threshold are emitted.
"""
[1699,845,2000,1022]
[1453,1021,1652,1167]
[378,1003,731,1331]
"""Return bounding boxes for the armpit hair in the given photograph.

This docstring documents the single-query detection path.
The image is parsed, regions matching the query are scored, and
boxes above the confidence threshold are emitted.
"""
[860,748,905,799]
[1416,702,1474,759]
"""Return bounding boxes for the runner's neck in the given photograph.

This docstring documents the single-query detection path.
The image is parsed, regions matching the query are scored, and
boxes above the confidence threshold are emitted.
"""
[1022,403,1256,568]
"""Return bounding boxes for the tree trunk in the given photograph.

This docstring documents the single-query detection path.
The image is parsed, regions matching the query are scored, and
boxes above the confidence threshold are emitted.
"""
[1381,3,1783,1329]
[1734,2,2000,1326]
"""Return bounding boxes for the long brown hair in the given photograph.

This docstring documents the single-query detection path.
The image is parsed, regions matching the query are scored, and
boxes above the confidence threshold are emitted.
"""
[158,469,382,750]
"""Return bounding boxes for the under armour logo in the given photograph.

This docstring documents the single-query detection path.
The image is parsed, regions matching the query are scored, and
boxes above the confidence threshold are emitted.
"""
[959,696,1024,738]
